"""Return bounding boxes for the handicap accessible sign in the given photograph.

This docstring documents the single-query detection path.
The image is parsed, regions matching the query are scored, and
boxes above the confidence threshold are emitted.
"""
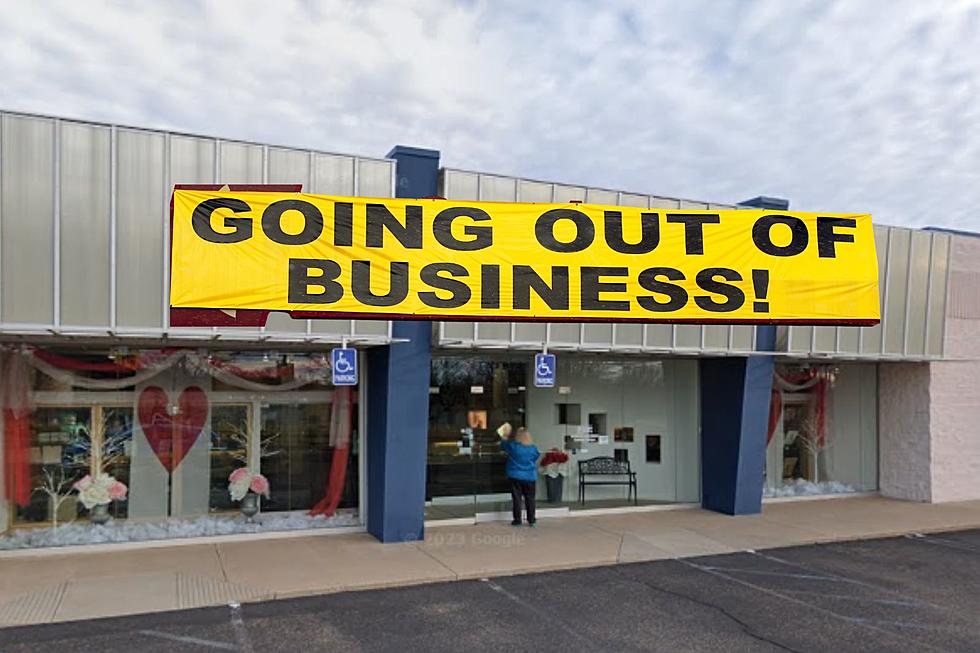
[331,348,358,386]
[534,353,556,388]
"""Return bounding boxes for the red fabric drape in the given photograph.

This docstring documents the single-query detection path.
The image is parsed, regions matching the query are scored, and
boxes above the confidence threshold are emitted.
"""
[766,389,782,446]
[3,410,32,507]
[309,386,353,517]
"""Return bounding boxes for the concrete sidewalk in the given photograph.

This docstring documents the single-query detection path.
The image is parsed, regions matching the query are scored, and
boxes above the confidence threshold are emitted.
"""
[1,495,979,628]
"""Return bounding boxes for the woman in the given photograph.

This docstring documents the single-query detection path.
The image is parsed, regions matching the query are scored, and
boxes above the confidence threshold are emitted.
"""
[497,423,540,526]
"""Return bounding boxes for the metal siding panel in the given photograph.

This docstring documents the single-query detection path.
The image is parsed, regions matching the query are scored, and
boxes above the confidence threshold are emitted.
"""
[60,122,111,326]
[883,229,911,354]
[582,323,613,344]
[442,321,474,341]
[312,154,355,194]
[517,180,552,202]
[859,226,891,355]
[549,322,579,343]
[904,230,931,356]
[352,319,388,336]
[645,324,672,348]
[218,141,263,184]
[169,136,215,184]
[619,193,647,208]
[904,230,932,356]
[357,159,394,197]
[926,233,949,356]
[678,200,709,210]
[702,325,728,349]
[117,130,165,328]
[479,175,517,201]
[552,185,586,202]
[731,325,754,350]
[444,170,478,200]
[813,326,836,352]
[788,325,813,352]
[477,322,510,341]
[514,322,546,342]
[615,323,643,346]
[267,148,309,185]
[2,115,55,323]
[585,189,617,205]
[674,325,701,348]
[649,197,681,209]
[838,326,861,353]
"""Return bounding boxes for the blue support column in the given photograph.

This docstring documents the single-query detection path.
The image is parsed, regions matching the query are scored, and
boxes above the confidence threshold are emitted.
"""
[699,325,777,516]
[364,146,438,542]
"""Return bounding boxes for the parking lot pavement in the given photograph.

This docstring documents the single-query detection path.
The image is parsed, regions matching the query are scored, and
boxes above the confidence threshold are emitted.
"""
[1,529,978,653]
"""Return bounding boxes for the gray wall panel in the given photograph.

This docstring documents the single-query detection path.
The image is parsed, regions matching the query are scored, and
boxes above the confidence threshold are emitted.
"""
[357,159,393,196]
[702,325,729,349]
[583,323,613,344]
[904,230,931,355]
[442,322,474,340]
[615,323,643,346]
[268,148,309,186]
[116,129,165,328]
[838,326,861,353]
[585,189,617,205]
[552,185,586,202]
[170,136,215,185]
[218,142,263,184]
[926,234,950,356]
[883,229,911,354]
[479,175,517,201]
[514,322,546,342]
[2,115,55,324]
[645,324,672,348]
[620,193,648,208]
[813,326,837,352]
[312,154,355,194]
[731,326,754,350]
[650,197,681,209]
[674,325,701,348]
[477,323,510,340]
[517,180,552,202]
[60,122,111,326]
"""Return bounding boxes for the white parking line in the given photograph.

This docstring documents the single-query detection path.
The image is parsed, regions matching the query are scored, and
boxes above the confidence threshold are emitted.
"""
[138,629,236,650]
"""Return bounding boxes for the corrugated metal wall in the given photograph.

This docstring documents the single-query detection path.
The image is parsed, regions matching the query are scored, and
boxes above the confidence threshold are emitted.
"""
[436,168,949,360]
[779,226,949,359]
[0,111,396,344]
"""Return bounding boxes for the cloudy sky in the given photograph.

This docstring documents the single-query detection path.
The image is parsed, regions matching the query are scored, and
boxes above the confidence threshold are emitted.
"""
[1,0,978,229]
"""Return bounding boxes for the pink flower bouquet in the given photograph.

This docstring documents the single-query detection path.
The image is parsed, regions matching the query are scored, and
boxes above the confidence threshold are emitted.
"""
[74,473,128,509]
[228,468,271,501]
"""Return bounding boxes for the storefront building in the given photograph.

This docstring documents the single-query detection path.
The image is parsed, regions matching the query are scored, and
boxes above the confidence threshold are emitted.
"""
[0,109,977,549]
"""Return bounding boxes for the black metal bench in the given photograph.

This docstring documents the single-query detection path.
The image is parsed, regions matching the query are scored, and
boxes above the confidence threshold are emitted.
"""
[578,456,638,505]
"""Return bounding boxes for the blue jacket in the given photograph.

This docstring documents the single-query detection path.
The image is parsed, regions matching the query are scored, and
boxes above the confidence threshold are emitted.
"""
[500,439,540,482]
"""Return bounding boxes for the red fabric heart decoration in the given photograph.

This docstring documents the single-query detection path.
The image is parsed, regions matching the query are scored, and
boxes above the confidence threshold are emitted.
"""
[137,386,208,472]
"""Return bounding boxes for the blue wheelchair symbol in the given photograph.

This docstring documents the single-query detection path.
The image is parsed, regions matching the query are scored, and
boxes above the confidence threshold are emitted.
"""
[534,353,556,388]
[332,348,358,386]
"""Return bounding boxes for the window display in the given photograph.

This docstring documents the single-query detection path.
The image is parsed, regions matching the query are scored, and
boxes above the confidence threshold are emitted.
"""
[764,363,877,496]
[0,346,361,549]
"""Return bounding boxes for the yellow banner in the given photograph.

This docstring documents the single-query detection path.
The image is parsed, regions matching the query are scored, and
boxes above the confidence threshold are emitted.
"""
[170,191,880,324]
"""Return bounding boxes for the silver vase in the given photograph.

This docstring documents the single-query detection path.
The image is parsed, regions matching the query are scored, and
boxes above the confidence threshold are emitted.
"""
[90,503,111,525]
[240,493,259,523]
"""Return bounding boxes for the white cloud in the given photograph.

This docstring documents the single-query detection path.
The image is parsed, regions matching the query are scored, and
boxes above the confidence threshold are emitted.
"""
[0,0,978,228]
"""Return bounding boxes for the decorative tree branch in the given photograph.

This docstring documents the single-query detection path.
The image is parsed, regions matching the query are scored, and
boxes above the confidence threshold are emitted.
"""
[796,413,822,482]
[33,465,78,529]
[221,421,281,466]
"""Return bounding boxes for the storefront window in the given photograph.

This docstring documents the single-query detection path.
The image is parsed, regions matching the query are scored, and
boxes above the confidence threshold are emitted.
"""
[426,353,700,519]
[0,347,361,549]
[765,363,878,496]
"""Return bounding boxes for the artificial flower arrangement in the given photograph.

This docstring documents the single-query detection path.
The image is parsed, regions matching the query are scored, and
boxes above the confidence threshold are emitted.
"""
[73,473,128,509]
[228,468,271,501]
[539,448,570,478]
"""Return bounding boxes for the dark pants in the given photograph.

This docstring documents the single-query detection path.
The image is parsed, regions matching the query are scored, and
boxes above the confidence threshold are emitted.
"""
[509,478,536,523]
